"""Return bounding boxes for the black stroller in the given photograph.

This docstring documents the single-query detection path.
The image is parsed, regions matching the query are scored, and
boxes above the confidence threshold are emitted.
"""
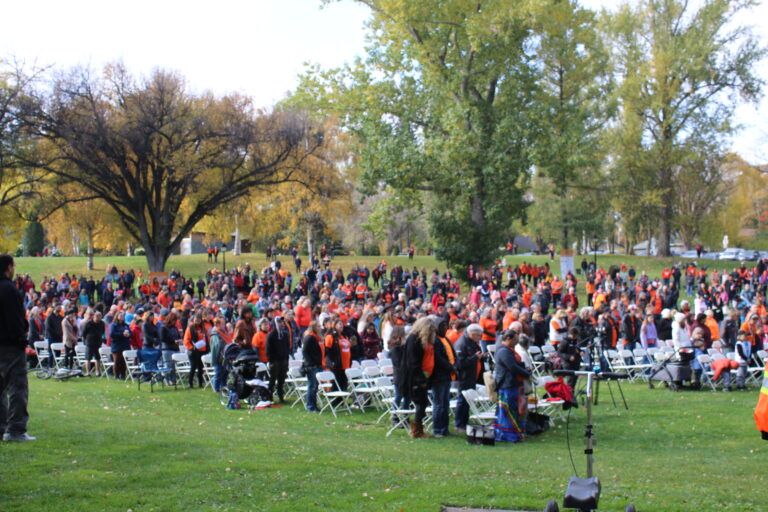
[219,344,272,408]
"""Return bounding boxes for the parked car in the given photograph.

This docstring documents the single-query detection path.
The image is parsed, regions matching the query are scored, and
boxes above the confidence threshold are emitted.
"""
[679,250,699,258]
[737,250,759,261]
[718,248,744,260]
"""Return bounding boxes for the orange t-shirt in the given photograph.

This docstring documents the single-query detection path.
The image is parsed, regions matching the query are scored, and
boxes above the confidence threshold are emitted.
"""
[421,342,435,377]
[340,337,352,370]
[251,330,269,363]
[480,317,497,342]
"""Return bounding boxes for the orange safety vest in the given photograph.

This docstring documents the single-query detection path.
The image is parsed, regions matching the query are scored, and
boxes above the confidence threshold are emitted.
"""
[755,364,768,440]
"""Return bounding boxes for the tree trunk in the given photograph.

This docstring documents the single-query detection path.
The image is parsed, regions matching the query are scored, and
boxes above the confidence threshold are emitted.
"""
[306,224,314,259]
[86,226,94,271]
[233,214,241,256]
[145,249,167,273]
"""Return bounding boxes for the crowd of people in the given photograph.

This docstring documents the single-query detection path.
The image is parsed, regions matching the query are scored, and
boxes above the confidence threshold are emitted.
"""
[8,251,768,443]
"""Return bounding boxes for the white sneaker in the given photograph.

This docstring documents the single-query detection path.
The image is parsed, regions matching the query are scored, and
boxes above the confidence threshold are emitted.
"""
[3,433,37,442]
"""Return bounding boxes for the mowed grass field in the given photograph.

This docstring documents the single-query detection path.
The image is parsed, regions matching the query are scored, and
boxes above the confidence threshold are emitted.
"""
[0,378,765,512]
[5,252,767,511]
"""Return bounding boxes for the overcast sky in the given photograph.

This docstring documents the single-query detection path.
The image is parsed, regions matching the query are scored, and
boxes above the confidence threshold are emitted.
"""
[3,0,766,163]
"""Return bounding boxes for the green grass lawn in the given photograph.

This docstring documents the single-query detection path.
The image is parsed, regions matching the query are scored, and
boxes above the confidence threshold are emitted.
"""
[15,251,744,286]
[1,377,765,511]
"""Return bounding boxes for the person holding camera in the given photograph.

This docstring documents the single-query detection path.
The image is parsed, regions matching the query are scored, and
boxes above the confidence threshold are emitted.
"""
[558,327,583,389]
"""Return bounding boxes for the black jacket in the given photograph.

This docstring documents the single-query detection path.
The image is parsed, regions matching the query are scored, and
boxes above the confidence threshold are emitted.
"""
[0,277,28,349]
[389,343,407,396]
[142,321,160,349]
[266,327,291,362]
[494,345,530,390]
[454,333,482,390]
[301,333,322,368]
[431,337,456,384]
[82,320,105,348]
[404,333,427,392]
[45,313,63,344]
[159,323,181,351]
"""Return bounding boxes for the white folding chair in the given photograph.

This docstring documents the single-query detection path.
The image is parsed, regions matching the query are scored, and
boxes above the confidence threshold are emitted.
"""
[378,358,392,367]
[696,354,719,391]
[33,341,50,369]
[381,382,415,436]
[286,366,308,408]
[172,352,191,385]
[99,347,115,378]
[75,344,87,370]
[462,389,496,425]
[316,371,353,417]
[49,342,65,369]
[123,350,139,382]
[201,354,216,390]
[360,359,378,368]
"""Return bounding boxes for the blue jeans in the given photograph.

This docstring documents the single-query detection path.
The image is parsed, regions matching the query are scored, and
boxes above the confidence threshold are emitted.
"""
[162,350,177,384]
[305,366,320,411]
[431,380,452,435]
[213,363,227,392]
[454,387,471,429]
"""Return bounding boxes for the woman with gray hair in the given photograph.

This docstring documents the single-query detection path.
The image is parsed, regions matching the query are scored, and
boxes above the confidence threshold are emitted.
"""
[453,323,486,431]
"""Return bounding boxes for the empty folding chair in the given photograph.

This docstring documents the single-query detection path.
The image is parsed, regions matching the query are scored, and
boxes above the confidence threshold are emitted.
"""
[99,347,114,378]
[462,389,496,426]
[172,352,191,386]
[123,350,140,382]
[33,341,50,369]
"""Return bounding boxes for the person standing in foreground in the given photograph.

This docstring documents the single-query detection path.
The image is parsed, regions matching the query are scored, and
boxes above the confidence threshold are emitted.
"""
[0,255,35,442]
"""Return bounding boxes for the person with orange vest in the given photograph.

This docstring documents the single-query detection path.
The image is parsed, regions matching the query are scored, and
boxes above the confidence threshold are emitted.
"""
[183,314,209,389]
[755,363,768,440]
[430,316,456,437]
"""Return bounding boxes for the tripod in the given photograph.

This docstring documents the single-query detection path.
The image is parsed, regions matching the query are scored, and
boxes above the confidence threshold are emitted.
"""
[544,370,635,512]
[583,341,628,410]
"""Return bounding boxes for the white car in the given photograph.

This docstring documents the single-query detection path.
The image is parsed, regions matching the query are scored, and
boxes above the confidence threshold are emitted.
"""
[679,250,699,258]
[717,248,744,260]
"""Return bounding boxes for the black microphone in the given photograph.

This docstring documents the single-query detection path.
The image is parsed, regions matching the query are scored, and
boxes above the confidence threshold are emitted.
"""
[596,372,629,380]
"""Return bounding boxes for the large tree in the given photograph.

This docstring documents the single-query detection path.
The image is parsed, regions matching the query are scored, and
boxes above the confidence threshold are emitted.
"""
[297,0,537,270]
[609,0,765,256]
[528,0,612,251]
[20,64,323,271]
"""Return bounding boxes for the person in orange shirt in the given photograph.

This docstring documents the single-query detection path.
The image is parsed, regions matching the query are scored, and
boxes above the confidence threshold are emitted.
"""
[502,308,518,331]
[479,309,497,350]
[704,310,720,342]
[445,319,465,345]
[251,319,269,363]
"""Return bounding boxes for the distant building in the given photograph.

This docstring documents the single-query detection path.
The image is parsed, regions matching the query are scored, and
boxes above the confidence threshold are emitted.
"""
[177,232,250,255]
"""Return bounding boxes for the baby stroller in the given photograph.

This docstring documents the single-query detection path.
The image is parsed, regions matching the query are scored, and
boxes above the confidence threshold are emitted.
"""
[219,344,272,408]
[648,348,694,391]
